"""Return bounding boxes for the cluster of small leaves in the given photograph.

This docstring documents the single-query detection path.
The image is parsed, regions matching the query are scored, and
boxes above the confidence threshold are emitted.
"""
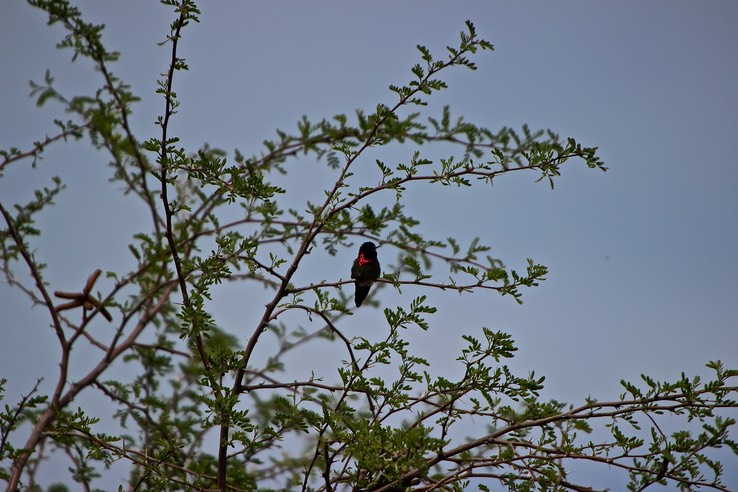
[0,114,84,173]
[613,361,738,491]
[0,380,48,482]
[402,361,738,492]
[0,177,64,273]
[347,422,442,490]
[390,20,493,108]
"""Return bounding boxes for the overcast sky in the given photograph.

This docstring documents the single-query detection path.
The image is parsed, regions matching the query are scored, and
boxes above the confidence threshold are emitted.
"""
[2,1,737,489]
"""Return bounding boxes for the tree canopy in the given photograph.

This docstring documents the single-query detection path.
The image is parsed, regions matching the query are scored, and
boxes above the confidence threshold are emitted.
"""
[1,1,737,491]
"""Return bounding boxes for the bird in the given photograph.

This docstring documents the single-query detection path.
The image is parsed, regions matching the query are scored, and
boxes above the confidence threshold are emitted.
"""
[351,242,381,307]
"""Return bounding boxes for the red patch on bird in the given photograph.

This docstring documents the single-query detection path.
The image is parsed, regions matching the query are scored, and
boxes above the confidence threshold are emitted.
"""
[358,254,371,266]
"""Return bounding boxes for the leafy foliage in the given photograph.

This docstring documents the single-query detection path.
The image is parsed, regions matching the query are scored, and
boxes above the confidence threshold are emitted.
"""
[1,1,736,491]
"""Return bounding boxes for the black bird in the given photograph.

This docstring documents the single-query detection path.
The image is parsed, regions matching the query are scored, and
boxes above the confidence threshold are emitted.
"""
[351,242,381,307]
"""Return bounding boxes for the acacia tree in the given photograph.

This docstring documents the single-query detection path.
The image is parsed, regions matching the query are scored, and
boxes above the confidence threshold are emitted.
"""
[1,1,737,491]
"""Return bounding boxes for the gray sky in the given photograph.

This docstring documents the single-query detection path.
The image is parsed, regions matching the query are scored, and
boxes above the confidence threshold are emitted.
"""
[2,1,737,489]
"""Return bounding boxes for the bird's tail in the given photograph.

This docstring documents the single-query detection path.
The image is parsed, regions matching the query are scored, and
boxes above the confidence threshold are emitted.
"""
[354,284,371,307]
